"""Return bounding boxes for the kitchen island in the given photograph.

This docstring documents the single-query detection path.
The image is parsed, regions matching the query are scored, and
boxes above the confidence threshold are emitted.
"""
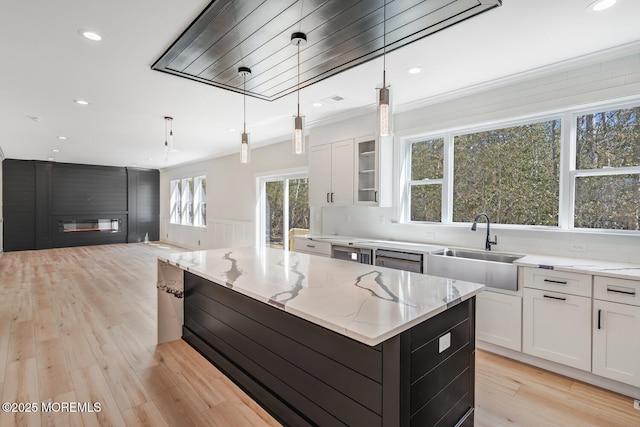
[157,247,484,426]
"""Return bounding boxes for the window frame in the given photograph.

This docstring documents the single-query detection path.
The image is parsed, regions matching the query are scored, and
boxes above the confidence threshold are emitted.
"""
[256,168,309,251]
[401,98,640,234]
[169,174,207,228]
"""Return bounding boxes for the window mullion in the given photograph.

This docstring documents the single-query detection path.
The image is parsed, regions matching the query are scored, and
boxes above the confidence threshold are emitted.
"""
[443,132,454,223]
[559,111,574,229]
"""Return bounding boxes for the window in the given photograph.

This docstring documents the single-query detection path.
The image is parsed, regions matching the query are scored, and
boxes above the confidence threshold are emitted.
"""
[404,101,640,232]
[259,172,309,250]
[181,178,193,226]
[193,176,207,227]
[408,138,444,222]
[169,179,181,224]
[453,120,561,226]
[170,175,206,227]
[573,106,640,230]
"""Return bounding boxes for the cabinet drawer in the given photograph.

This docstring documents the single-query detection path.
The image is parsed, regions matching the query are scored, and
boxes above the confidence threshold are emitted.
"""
[523,267,592,297]
[594,276,640,306]
[292,237,331,257]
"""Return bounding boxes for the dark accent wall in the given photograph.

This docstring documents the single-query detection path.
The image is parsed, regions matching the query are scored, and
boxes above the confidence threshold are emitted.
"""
[2,160,36,251]
[127,168,160,243]
[2,159,159,251]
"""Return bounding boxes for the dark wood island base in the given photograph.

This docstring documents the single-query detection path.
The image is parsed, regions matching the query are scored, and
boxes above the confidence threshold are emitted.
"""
[182,271,476,427]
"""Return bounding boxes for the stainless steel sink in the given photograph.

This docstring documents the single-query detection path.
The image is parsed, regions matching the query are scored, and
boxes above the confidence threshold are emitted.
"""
[426,248,522,291]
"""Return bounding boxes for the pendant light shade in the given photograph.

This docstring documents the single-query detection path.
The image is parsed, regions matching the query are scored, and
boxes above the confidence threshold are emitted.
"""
[239,66,251,164]
[163,116,173,161]
[377,0,392,137]
[291,32,307,155]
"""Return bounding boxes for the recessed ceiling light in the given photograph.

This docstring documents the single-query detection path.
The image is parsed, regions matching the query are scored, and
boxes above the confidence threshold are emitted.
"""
[407,66,423,75]
[51,149,60,153]
[77,29,102,41]
[170,149,179,153]
[57,136,67,140]
[74,99,90,105]
[147,158,153,161]
[27,115,41,122]
[131,164,138,167]
[47,157,55,161]
[312,102,322,107]
[228,128,237,132]
[588,0,616,11]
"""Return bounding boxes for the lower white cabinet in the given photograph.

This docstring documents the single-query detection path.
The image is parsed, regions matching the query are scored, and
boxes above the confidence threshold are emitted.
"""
[291,236,331,257]
[592,276,640,387]
[476,291,522,351]
[523,287,592,371]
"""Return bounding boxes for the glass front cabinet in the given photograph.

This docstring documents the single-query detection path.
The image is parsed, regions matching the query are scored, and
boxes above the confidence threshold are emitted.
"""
[354,135,392,206]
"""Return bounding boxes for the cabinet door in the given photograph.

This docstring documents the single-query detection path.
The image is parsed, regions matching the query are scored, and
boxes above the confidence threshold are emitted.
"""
[523,288,591,371]
[593,300,640,387]
[355,138,378,205]
[309,144,332,206]
[476,291,522,351]
[330,139,354,205]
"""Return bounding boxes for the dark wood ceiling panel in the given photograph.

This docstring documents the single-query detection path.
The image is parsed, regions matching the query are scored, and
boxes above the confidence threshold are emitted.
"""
[152,0,502,101]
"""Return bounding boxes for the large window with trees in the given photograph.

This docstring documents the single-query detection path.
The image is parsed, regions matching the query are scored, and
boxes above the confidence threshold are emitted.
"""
[260,172,309,250]
[573,106,640,230]
[405,100,640,232]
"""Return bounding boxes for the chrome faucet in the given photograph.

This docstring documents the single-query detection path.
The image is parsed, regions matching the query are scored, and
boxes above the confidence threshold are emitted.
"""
[471,212,497,251]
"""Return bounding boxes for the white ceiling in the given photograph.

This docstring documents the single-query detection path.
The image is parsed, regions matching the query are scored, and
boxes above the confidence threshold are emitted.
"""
[1,0,640,170]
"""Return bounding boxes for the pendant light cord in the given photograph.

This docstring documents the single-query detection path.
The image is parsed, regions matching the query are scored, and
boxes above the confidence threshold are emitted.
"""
[297,40,301,117]
[243,72,247,133]
[382,0,386,88]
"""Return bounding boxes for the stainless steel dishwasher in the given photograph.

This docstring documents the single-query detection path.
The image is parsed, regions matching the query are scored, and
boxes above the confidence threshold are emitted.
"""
[375,249,423,273]
[331,245,373,264]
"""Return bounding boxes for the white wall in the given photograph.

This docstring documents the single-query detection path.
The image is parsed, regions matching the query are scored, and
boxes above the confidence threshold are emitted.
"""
[316,50,640,264]
[160,139,309,250]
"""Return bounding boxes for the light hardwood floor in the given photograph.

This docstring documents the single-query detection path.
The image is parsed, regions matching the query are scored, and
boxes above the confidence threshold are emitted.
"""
[0,243,638,426]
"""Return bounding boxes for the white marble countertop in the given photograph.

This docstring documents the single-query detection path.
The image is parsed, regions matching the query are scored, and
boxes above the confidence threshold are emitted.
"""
[515,255,640,281]
[159,247,484,346]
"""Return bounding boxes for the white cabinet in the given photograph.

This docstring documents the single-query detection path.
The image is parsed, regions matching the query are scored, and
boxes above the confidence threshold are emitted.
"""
[476,291,522,351]
[523,268,592,371]
[292,236,332,257]
[354,135,391,207]
[592,276,640,387]
[309,139,354,206]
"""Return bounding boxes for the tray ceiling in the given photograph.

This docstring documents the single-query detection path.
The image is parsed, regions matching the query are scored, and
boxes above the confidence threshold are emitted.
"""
[152,0,502,101]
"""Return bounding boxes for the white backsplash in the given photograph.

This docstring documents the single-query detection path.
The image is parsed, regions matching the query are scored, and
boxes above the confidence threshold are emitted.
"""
[321,206,640,264]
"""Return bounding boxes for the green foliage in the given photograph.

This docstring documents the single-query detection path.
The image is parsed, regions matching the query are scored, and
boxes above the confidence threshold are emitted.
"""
[265,178,310,246]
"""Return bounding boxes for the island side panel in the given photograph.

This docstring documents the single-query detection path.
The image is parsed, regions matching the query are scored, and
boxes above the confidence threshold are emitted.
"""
[183,271,384,427]
[408,298,476,427]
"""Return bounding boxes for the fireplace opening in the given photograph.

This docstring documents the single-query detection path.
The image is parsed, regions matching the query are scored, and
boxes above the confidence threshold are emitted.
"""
[59,219,122,233]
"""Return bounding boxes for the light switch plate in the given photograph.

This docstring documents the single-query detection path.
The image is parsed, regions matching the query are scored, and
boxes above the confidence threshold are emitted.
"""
[439,332,451,353]
[634,399,640,410]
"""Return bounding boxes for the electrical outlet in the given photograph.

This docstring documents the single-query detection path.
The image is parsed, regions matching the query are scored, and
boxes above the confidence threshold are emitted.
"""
[634,399,640,410]
[197,240,201,246]
[438,332,451,353]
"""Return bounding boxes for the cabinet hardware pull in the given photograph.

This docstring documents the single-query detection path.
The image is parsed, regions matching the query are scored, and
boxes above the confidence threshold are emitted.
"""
[374,191,378,203]
[543,294,566,301]
[326,192,330,203]
[330,192,334,203]
[597,309,602,330]
[606,288,636,296]
[306,244,315,248]
[543,279,568,285]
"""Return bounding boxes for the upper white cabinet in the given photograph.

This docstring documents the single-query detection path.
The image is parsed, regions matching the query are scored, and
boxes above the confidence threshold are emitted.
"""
[354,135,392,207]
[309,139,354,206]
[592,276,640,387]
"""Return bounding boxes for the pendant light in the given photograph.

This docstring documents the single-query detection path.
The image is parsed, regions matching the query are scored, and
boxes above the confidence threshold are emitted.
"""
[163,116,173,161]
[378,0,392,137]
[291,32,307,155]
[239,66,251,164]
